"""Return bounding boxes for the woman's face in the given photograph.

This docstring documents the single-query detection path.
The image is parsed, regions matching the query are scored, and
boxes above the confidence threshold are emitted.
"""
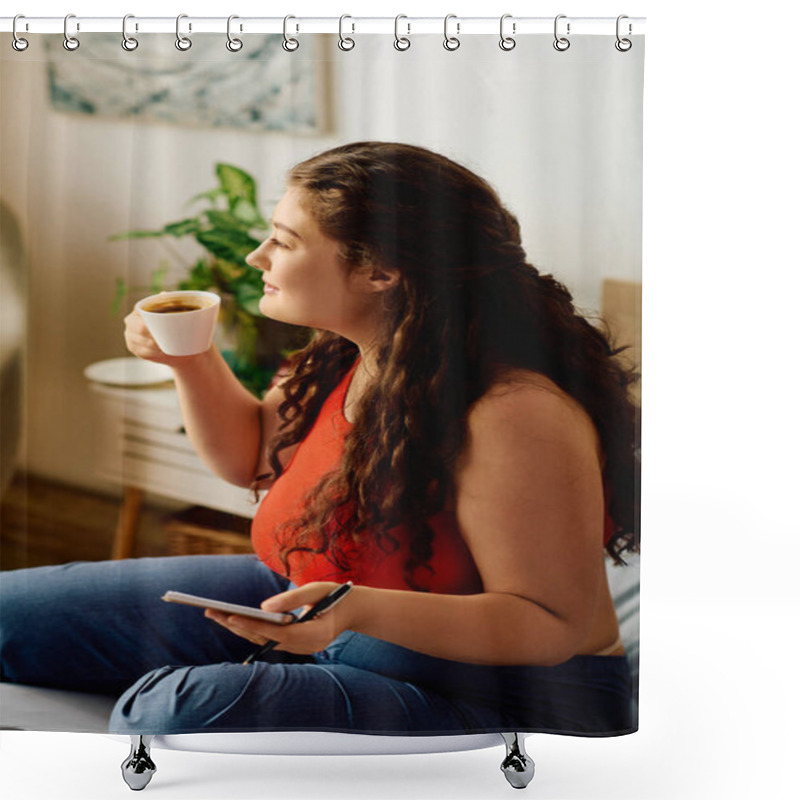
[246,186,388,339]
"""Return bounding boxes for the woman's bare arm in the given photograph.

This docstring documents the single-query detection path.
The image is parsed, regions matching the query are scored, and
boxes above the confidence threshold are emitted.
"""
[124,310,286,488]
[348,384,606,664]
[169,347,270,488]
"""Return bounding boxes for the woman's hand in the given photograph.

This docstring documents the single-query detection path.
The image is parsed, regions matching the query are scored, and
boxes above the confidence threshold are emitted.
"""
[123,308,197,367]
[204,582,357,656]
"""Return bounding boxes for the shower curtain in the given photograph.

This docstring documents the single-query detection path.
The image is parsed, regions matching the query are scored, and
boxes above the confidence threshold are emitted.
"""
[0,14,643,755]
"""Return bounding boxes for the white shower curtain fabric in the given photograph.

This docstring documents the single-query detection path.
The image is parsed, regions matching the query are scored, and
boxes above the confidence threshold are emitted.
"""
[0,29,643,738]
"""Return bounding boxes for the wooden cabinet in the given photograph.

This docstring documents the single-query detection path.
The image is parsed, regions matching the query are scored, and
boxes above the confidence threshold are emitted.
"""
[89,382,259,558]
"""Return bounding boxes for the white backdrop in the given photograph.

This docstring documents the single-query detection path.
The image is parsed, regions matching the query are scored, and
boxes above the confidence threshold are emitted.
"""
[2,1,799,800]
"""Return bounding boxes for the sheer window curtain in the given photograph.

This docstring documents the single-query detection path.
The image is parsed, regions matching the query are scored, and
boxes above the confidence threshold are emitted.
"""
[1,4,644,798]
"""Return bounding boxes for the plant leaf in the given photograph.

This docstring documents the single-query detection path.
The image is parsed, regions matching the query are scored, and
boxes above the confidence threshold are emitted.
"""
[204,209,250,232]
[150,262,170,293]
[232,198,267,228]
[164,218,202,237]
[107,229,167,241]
[187,188,225,207]
[213,259,247,283]
[216,164,258,208]
[196,229,261,265]
[234,281,264,316]
[178,258,215,290]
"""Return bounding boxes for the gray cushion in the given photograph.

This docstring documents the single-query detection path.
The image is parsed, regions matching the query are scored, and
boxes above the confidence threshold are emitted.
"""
[0,683,116,732]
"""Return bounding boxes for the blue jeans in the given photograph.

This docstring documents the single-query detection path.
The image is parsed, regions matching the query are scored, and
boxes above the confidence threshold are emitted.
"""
[0,555,634,736]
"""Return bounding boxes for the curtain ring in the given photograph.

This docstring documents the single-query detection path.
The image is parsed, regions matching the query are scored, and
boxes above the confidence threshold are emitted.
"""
[499,14,516,51]
[394,15,411,51]
[553,14,570,51]
[122,14,139,51]
[63,13,80,51]
[12,15,29,52]
[226,15,243,52]
[283,15,299,51]
[175,14,192,51]
[443,14,460,51]
[338,15,355,51]
[615,15,632,52]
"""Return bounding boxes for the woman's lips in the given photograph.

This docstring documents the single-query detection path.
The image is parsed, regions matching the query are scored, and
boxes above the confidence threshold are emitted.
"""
[262,280,279,294]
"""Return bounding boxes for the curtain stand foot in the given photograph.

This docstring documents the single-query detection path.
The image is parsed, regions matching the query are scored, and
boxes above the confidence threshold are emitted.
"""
[500,732,535,789]
[121,735,156,791]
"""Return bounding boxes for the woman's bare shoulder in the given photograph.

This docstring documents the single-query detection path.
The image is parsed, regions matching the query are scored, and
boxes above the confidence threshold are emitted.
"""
[467,368,601,459]
[478,367,586,415]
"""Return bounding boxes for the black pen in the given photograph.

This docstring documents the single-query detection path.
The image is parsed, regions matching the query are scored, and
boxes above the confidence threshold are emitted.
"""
[242,581,354,665]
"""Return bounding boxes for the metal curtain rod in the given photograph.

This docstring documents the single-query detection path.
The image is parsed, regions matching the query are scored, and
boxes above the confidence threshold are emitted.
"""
[0,16,646,36]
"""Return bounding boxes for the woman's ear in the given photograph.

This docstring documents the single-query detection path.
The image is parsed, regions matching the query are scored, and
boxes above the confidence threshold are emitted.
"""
[353,264,401,294]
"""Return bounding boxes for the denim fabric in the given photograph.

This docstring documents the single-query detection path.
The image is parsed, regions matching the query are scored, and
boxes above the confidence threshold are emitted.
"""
[0,555,633,736]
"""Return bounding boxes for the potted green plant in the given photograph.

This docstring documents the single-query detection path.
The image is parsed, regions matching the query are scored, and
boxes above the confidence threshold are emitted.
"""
[110,163,309,397]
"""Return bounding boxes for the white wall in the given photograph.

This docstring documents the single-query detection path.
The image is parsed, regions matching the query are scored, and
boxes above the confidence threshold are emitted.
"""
[0,32,642,492]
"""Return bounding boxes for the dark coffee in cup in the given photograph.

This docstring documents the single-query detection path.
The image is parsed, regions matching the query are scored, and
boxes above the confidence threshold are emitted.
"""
[135,290,220,356]
[142,299,206,314]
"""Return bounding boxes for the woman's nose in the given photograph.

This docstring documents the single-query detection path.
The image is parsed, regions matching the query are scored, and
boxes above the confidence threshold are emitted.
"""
[245,242,269,271]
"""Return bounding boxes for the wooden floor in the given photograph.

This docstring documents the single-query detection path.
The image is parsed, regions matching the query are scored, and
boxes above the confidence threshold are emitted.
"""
[1,472,175,569]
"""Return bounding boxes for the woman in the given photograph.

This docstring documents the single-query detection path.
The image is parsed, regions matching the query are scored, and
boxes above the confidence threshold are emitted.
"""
[0,141,639,736]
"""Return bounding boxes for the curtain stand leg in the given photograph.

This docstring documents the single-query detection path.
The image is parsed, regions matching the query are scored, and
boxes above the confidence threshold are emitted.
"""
[121,735,156,791]
[500,732,535,789]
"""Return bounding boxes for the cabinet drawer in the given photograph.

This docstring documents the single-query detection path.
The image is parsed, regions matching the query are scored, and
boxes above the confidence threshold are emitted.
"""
[122,438,208,474]
[108,454,259,518]
[122,419,197,453]
[88,381,261,518]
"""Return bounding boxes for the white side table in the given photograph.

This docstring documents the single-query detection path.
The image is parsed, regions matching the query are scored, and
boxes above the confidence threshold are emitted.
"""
[88,381,259,559]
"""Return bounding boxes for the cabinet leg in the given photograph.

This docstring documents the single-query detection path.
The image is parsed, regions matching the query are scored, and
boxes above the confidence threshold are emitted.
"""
[111,486,143,560]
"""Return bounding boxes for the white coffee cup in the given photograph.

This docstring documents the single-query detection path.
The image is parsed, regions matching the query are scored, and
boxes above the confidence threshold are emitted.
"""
[135,290,221,357]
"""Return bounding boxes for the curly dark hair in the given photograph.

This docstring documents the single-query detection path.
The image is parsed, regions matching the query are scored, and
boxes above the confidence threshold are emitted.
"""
[256,141,640,590]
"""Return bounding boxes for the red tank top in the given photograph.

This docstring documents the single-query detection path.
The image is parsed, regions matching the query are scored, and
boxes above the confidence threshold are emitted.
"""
[251,360,616,592]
